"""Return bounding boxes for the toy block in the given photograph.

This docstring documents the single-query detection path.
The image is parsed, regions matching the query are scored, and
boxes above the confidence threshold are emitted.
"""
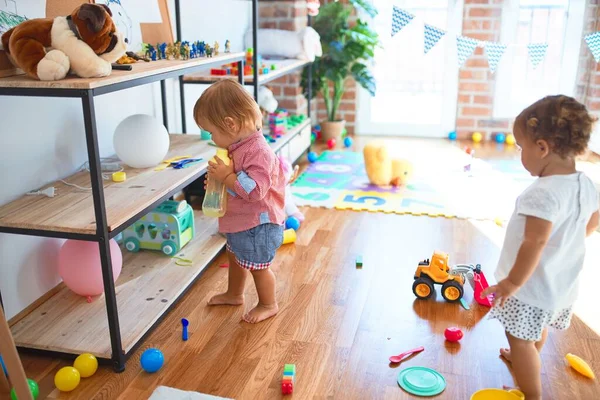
[282,376,294,383]
[283,371,295,377]
[284,364,296,374]
[356,255,363,268]
[281,381,293,395]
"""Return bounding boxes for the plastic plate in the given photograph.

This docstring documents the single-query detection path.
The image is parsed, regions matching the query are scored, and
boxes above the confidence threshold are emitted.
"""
[397,366,446,397]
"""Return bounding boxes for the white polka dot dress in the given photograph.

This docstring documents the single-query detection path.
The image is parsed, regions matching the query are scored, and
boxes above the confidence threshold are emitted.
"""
[488,297,573,341]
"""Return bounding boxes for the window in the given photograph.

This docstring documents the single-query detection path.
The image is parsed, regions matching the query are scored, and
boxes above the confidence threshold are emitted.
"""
[493,0,585,119]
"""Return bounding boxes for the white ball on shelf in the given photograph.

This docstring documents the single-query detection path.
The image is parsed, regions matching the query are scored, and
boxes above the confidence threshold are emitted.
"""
[113,114,170,169]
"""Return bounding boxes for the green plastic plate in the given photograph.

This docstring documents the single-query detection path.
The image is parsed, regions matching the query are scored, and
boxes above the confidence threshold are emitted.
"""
[397,366,446,397]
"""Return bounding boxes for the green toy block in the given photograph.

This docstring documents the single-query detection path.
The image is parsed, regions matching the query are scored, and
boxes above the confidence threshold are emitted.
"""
[356,255,363,268]
[284,364,296,374]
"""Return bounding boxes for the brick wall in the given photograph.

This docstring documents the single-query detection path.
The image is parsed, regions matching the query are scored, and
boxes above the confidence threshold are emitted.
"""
[258,1,308,116]
[455,0,509,140]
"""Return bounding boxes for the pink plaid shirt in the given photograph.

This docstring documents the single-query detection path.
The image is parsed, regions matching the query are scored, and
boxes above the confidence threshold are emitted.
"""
[219,131,286,233]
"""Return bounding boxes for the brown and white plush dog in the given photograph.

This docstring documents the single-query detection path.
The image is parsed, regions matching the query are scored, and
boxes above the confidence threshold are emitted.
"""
[0,4,126,81]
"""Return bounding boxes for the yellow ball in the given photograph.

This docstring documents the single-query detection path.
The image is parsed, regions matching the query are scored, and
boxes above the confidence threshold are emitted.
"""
[54,366,80,392]
[505,134,516,145]
[472,132,483,143]
[74,353,98,378]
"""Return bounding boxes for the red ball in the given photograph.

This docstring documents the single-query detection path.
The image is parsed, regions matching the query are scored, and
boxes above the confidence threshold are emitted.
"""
[444,327,463,342]
[464,146,473,155]
[327,138,336,149]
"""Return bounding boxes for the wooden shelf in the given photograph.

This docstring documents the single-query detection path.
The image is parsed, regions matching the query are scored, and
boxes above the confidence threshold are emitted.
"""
[10,212,225,358]
[0,135,216,236]
[0,52,245,92]
[268,118,311,154]
[183,58,310,85]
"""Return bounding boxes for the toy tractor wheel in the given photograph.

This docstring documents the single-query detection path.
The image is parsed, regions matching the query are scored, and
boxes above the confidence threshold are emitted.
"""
[124,238,140,252]
[441,280,463,302]
[413,277,434,300]
[161,240,177,256]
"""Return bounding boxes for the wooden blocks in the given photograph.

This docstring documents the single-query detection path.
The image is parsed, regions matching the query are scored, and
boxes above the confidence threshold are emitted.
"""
[356,255,363,268]
[281,364,296,395]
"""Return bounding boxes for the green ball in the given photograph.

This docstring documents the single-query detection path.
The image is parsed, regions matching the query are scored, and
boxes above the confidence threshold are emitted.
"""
[11,378,39,400]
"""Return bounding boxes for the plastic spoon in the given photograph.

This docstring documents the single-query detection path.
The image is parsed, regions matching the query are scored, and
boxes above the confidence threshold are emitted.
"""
[389,346,424,363]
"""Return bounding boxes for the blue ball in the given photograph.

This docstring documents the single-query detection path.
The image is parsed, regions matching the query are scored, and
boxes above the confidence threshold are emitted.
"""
[141,348,164,373]
[495,133,506,143]
[448,131,457,140]
[343,137,353,148]
[285,216,300,231]
[307,151,318,163]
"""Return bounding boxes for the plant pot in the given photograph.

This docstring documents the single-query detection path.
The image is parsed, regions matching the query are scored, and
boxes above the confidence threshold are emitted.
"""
[321,120,346,142]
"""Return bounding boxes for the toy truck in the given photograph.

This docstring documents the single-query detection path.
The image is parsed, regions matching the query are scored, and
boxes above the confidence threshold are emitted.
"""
[123,200,195,256]
[412,251,493,306]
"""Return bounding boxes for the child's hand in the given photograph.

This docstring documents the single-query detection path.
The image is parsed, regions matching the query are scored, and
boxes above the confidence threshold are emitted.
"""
[207,157,235,183]
[481,278,519,307]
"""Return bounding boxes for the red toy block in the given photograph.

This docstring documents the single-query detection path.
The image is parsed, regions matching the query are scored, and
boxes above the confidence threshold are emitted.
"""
[473,270,493,307]
[281,381,293,395]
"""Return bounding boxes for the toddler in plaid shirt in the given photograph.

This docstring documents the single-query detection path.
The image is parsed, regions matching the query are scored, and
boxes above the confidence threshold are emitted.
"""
[194,80,286,323]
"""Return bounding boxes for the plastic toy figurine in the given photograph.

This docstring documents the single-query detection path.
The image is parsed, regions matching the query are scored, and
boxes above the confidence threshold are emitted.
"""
[158,43,168,60]
[205,43,213,57]
[143,44,156,60]
[197,41,206,57]
[225,39,231,53]
[190,42,197,59]
[181,42,190,60]
[123,200,195,256]
[281,364,295,395]
[214,41,220,56]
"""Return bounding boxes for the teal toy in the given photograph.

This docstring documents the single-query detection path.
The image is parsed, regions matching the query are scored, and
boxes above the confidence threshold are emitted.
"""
[123,200,195,256]
[200,130,212,140]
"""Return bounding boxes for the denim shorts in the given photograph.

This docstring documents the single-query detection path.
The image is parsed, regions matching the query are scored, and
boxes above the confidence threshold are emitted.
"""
[226,223,284,270]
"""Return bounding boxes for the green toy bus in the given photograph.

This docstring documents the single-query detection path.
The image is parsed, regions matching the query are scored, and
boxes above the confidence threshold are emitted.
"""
[123,200,195,256]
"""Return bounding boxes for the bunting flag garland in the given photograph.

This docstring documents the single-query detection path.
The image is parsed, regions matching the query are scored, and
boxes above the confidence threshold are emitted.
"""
[391,6,414,37]
[424,24,445,54]
[527,43,548,69]
[584,32,600,63]
[484,41,507,73]
[456,36,480,68]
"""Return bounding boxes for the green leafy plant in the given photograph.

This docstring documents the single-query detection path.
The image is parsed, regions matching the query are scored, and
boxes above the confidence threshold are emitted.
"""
[302,0,380,122]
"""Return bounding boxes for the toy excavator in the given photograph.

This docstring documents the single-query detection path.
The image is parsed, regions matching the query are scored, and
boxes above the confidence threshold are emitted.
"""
[412,251,493,306]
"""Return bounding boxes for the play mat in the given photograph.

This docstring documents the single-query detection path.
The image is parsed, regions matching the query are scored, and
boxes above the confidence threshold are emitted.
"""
[291,148,535,221]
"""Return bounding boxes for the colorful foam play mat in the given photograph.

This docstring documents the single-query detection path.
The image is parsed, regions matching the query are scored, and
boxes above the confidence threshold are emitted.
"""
[291,147,536,221]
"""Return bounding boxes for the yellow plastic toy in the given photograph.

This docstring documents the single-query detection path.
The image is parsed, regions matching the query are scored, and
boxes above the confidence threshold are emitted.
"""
[566,353,595,379]
[282,229,296,244]
[471,388,524,400]
[74,353,98,378]
[54,366,80,392]
[472,132,483,143]
[363,141,413,187]
[505,134,516,145]
[412,251,465,302]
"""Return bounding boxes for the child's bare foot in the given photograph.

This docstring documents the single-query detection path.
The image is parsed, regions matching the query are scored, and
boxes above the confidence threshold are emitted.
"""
[242,303,279,323]
[500,348,512,363]
[208,293,244,306]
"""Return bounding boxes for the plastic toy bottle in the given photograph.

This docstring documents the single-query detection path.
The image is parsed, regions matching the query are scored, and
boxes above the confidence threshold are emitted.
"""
[203,148,231,217]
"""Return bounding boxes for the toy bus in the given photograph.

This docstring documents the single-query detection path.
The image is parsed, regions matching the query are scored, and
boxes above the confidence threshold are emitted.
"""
[123,200,195,256]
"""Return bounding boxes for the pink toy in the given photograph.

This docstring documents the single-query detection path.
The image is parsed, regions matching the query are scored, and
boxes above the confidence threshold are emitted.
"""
[58,239,123,302]
[327,138,336,150]
[444,327,463,342]
[389,346,424,363]
[474,269,493,307]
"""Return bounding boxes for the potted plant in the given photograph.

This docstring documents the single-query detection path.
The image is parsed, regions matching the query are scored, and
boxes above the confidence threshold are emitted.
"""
[302,0,379,141]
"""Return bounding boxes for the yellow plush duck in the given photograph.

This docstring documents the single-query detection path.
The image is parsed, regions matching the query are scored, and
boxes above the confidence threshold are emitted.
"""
[363,141,413,187]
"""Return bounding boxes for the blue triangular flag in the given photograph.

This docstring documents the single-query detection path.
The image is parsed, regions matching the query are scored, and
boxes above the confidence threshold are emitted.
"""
[527,43,548,69]
[456,36,480,67]
[484,41,507,73]
[584,32,600,63]
[391,6,414,37]
[424,24,445,54]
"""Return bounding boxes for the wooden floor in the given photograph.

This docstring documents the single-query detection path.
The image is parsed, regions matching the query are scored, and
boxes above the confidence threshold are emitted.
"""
[10,139,600,400]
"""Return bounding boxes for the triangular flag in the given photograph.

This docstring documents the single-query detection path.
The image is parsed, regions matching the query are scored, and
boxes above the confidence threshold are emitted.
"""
[456,36,480,68]
[424,24,445,54]
[527,43,548,69]
[391,6,414,37]
[584,32,600,63]
[484,41,507,73]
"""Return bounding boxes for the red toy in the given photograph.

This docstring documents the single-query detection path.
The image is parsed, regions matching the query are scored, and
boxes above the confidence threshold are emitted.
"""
[281,381,293,395]
[473,269,493,307]
[444,327,463,342]
[327,138,336,150]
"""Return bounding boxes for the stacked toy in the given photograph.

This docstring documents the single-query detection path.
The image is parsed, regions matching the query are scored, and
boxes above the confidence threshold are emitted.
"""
[281,364,296,395]
[269,109,289,138]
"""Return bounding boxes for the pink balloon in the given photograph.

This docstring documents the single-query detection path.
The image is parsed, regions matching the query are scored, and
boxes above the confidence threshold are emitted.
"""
[58,239,123,299]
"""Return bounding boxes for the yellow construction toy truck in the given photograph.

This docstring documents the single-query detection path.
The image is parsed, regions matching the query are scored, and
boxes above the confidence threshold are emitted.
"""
[412,251,466,302]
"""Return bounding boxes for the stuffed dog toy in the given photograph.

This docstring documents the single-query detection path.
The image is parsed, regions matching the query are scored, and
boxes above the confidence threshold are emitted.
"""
[1,3,126,81]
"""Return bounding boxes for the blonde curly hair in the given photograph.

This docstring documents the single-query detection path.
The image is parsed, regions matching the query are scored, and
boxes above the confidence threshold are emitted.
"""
[515,95,597,158]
